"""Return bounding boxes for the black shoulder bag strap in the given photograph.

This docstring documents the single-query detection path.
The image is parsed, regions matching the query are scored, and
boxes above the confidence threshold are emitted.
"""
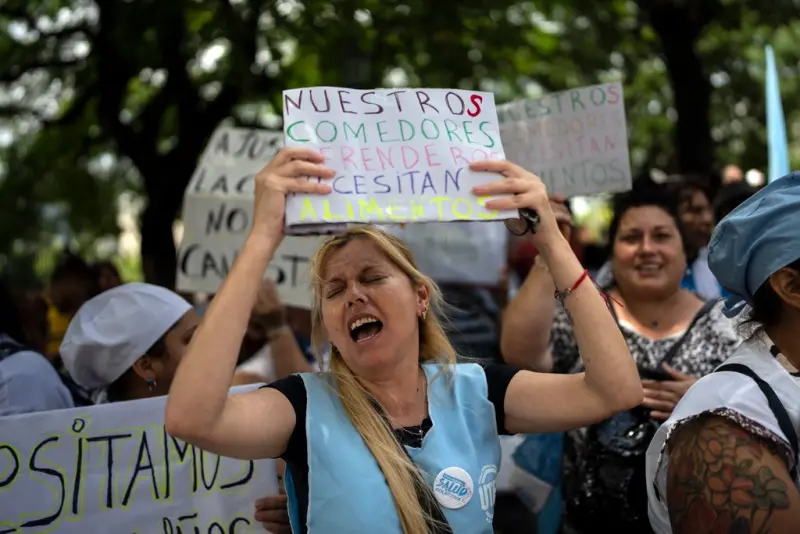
[657,299,718,369]
[714,363,799,481]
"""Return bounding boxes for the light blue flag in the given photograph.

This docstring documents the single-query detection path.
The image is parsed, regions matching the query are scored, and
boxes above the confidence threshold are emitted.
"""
[766,45,789,183]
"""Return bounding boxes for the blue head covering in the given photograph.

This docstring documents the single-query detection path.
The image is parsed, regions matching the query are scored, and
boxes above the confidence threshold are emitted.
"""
[708,172,800,317]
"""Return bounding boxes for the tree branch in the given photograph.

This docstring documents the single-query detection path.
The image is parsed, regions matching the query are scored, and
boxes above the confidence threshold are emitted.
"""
[93,1,154,175]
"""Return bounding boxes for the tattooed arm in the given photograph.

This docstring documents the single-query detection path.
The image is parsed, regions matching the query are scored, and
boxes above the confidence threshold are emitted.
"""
[666,415,800,534]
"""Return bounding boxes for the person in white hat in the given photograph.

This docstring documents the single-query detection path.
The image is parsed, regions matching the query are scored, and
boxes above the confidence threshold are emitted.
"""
[60,281,299,533]
[60,282,198,403]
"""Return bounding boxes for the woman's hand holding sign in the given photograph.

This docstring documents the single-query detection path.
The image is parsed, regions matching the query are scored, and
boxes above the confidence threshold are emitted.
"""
[469,160,563,247]
[249,148,335,244]
[469,158,642,434]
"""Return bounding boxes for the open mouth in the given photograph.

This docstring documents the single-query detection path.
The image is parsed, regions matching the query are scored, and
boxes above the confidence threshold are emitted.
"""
[349,316,384,343]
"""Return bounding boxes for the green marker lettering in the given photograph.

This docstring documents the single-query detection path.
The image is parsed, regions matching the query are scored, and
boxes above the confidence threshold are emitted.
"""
[285,121,309,142]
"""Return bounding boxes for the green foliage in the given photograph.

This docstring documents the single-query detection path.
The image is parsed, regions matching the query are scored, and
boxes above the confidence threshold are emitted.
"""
[2,0,800,285]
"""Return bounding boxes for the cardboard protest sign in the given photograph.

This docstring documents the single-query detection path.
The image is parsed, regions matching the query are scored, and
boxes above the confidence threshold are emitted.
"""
[281,87,513,229]
[186,127,283,197]
[177,194,325,307]
[383,222,508,285]
[177,126,329,304]
[498,82,632,197]
[0,386,278,534]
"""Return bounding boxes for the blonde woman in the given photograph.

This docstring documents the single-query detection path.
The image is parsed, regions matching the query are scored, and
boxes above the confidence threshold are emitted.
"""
[165,148,642,533]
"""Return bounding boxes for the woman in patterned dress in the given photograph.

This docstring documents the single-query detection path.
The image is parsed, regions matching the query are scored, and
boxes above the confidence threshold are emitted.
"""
[501,183,740,533]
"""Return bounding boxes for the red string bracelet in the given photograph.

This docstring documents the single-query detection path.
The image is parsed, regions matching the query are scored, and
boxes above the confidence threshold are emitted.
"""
[554,270,623,310]
[554,270,590,303]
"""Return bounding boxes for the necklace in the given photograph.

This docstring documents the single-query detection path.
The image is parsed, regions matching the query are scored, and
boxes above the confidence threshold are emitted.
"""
[387,369,428,433]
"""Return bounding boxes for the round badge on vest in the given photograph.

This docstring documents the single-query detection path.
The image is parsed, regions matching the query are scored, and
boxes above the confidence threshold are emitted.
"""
[433,467,474,509]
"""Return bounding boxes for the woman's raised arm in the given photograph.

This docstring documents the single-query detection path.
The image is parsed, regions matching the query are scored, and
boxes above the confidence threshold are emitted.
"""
[471,160,642,434]
[165,148,334,459]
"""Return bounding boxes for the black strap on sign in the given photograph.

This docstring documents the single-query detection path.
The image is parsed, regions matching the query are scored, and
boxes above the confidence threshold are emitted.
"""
[714,363,799,481]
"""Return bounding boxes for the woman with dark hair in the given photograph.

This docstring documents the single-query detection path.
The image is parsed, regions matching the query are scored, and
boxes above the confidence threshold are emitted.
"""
[714,180,756,222]
[647,172,800,533]
[502,182,740,533]
[46,252,99,356]
[0,278,74,415]
[92,260,123,292]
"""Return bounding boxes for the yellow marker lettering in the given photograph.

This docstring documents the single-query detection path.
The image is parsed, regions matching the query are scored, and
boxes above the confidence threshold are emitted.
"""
[0,444,21,495]
[121,429,162,510]
[387,202,407,221]
[477,196,500,219]
[410,200,425,221]
[358,198,385,220]
[428,197,450,219]
[18,436,67,533]
[66,415,92,521]
[299,198,318,221]
[227,513,253,534]
[219,460,255,496]
[344,200,354,219]
[323,200,344,220]
[164,432,197,505]
[452,198,473,219]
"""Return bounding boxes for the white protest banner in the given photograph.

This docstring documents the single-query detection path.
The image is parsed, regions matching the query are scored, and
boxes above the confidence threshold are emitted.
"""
[383,222,508,285]
[281,87,513,229]
[177,126,331,302]
[187,127,283,196]
[498,82,632,197]
[177,194,325,307]
[0,386,278,534]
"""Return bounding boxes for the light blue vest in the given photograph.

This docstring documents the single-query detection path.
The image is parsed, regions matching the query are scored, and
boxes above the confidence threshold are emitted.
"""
[286,363,501,533]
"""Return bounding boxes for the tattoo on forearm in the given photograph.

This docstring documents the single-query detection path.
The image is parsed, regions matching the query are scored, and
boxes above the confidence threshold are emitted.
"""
[667,418,791,534]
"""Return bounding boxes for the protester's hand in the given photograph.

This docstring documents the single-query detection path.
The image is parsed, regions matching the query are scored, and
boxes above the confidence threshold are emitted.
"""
[469,160,562,246]
[254,494,291,533]
[641,364,698,420]
[253,278,283,317]
[247,279,287,342]
[250,147,335,242]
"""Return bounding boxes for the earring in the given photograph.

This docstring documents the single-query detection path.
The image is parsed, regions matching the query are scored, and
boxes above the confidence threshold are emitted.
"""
[421,307,428,321]
[146,377,157,391]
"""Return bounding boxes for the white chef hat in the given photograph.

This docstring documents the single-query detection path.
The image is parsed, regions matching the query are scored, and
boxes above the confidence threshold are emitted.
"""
[60,282,192,391]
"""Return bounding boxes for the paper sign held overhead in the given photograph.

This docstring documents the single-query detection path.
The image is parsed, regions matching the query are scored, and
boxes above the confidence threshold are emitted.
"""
[281,87,514,230]
[0,385,278,534]
[498,82,632,198]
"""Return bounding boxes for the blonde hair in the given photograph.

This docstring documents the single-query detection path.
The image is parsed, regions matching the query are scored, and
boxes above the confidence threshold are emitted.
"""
[309,226,457,534]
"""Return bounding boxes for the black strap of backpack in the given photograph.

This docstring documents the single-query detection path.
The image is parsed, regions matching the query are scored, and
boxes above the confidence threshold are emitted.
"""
[714,363,799,481]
